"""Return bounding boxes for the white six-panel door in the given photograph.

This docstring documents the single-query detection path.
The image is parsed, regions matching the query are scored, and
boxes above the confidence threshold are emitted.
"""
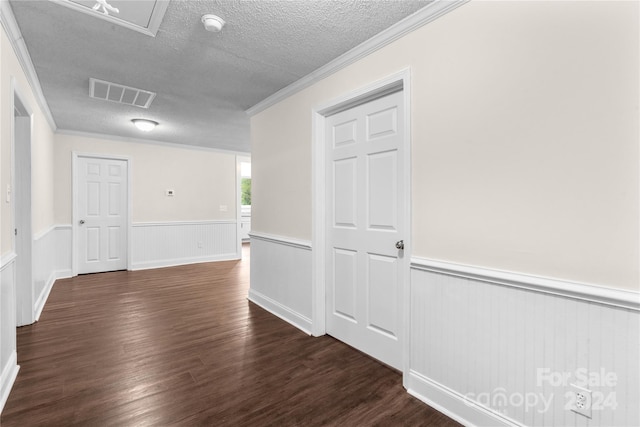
[325,90,404,370]
[76,156,128,274]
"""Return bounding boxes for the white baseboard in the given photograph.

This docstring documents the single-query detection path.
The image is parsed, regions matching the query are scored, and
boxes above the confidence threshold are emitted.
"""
[131,253,239,271]
[34,269,72,321]
[408,370,519,427]
[34,271,55,321]
[248,289,312,335]
[0,351,19,415]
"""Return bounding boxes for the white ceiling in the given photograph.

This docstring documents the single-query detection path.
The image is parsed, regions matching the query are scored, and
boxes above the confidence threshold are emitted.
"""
[9,0,433,152]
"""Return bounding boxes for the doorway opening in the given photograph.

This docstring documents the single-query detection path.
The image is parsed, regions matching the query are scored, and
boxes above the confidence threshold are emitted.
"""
[236,156,251,252]
[13,87,34,327]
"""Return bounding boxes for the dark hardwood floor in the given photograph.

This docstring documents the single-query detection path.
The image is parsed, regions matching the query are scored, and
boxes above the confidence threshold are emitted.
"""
[2,244,459,426]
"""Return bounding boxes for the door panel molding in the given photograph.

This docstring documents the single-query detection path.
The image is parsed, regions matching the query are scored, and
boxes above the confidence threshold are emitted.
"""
[72,152,133,276]
[311,69,412,381]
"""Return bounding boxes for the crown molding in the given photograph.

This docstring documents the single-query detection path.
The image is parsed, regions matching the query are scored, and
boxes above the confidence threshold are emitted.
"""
[55,128,250,156]
[246,0,468,117]
[0,0,57,130]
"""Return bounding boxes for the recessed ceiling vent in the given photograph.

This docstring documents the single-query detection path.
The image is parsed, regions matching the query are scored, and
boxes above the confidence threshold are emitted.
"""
[89,78,156,109]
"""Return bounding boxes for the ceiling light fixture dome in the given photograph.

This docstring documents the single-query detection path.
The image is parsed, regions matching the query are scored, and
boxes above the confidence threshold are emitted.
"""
[132,119,158,132]
[201,14,225,32]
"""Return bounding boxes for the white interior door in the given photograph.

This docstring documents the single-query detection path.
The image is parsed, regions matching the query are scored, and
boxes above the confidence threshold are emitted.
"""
[325,90,405,370]
[76,156,128,274]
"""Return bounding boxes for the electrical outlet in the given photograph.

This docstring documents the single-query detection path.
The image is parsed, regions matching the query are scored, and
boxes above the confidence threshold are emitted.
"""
[570,383,592,418]
[197,241,203,249]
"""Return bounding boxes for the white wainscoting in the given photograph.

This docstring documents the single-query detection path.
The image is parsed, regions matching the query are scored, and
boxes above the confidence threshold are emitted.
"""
[0,253,19,414]
[131,221,239,270]
[408,257,640,427]
[33,225,73,321]
[248,232,313,334]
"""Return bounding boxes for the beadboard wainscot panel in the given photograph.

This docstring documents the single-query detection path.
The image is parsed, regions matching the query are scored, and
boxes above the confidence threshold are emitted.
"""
[33,225,72,320]
[131,221,239,270]
[408,257,640,427]
[248,232,312,334]
[0,253,19,414]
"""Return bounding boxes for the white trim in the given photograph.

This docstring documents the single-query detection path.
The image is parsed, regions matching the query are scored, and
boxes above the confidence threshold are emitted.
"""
[0,351,20,415]
[236,156,242,255]
[236,156,250,256]
[33,270,70,321]
[132,220,236,228]
[246,0,467,116]
[0,252,17,270]
[248,231,311,250]
[0,1,57,130]
[33,224,72,242]
[248,289,313,335]
[72,152,133,276]
[311,70,412,353]
[407,370,520,427]
[32,225,73,320]
[34,271,55,320]
[56,128,250,156]
[411,257,640,311]
[131,220,239,270]
[49,0,169,37]
[11,77,36,327]
[131,253,239,271]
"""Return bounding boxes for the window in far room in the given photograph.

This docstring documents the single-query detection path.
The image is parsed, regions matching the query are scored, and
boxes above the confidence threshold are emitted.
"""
[240,161,251,215]
[239,160,251,241]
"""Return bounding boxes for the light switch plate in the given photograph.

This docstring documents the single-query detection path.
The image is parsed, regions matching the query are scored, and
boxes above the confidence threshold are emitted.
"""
[166,189,175,197]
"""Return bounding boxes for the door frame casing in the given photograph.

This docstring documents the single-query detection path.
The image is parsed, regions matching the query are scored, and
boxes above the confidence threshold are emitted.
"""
[10,77,35,325]
[236,155,251,256]
[71,152,133,276]
[311,69,412,382]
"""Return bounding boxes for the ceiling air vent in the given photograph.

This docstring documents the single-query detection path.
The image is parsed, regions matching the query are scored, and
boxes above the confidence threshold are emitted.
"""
[89,78,156,109]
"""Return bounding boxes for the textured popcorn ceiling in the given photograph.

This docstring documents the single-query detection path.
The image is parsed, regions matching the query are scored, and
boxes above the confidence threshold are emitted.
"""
[10,0,432,152]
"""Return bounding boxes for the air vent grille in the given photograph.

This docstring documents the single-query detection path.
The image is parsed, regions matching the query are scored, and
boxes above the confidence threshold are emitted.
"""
[89,78,156,109]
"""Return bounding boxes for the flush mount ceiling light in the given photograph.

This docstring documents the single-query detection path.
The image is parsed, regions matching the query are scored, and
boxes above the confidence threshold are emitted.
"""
[201,14,225,32]
[132,119,158,132]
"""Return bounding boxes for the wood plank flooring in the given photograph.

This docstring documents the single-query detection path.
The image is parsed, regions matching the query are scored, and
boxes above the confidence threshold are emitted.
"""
[2,244,459,426]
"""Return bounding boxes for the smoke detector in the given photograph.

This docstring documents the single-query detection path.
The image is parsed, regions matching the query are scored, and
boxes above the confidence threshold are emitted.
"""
[201,14,225,32]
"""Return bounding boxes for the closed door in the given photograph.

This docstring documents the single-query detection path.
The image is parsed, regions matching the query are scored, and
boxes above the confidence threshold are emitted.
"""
[76,156,128,274]
[325,90,405,370]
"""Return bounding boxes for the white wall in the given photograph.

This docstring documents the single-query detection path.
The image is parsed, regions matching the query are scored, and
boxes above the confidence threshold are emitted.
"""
[54,133,238,224]
[250,2,640,426]
[1,15,55,255]
[53,134,242,270]
[1,8,54,412]
[251,0,639,291]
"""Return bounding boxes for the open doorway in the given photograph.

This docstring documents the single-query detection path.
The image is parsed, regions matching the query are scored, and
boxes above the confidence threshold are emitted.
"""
[237,156,251,250]
[13,88,34,327]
